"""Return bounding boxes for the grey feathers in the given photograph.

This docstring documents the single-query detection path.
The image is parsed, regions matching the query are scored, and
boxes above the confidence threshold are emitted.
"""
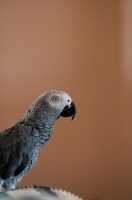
[0,125,38,179]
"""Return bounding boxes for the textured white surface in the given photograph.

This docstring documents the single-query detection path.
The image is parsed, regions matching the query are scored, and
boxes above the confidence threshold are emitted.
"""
[0,185,83,200]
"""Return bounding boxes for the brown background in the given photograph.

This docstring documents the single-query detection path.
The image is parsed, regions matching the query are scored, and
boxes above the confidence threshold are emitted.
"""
[0,1,132,199]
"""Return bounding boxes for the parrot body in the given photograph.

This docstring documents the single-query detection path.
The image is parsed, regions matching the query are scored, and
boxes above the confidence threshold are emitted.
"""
[0,90,76,190]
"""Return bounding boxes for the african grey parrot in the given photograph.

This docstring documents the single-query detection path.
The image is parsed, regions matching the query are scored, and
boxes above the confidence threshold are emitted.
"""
[0,90,76,191]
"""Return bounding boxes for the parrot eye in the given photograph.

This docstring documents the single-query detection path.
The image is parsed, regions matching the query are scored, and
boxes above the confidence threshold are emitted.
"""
[53,96,59,101]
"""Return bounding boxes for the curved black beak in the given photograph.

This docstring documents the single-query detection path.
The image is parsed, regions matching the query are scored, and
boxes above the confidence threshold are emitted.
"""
[60,101,76,120]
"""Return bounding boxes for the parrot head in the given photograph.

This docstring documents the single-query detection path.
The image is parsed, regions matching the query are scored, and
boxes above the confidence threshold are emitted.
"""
[23,90,76,125]
[44,90,76,120]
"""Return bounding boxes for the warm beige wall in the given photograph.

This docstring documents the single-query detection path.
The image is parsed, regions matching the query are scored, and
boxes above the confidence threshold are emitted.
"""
[0,1,132,199]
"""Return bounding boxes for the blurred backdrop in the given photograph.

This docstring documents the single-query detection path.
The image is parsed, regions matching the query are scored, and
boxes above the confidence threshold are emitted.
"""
[0,1,132,199]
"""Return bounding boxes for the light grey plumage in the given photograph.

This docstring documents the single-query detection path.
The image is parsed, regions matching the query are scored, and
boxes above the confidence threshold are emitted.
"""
[0,90,76,191]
